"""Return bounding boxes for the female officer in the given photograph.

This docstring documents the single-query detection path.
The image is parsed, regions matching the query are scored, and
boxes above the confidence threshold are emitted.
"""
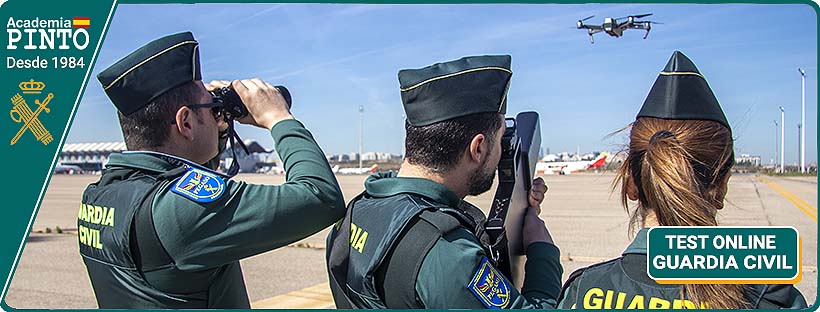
[557,51,808,309]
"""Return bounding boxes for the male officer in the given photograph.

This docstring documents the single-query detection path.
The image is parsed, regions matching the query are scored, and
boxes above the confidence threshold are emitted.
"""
[327,55,562,309]
[78,32,345,308]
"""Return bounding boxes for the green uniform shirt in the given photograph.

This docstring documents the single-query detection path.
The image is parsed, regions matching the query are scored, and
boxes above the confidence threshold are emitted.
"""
[332,173,562,309]
[559,228,808,309]
[150,120,344,271]
[81,119,345,308]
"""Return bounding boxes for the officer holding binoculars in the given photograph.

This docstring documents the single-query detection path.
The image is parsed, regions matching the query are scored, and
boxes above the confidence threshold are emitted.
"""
[326,55,563,309]
[78,32,345,308]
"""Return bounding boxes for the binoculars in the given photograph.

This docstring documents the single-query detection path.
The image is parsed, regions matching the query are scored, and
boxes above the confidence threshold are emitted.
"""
[211,85,292,121]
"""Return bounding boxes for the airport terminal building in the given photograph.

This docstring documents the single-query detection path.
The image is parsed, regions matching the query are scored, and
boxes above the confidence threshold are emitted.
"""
[59,142,127,172]
[58,140,278,173]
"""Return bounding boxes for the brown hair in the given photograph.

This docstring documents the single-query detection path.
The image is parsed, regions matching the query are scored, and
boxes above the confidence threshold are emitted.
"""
[615,117,748,309]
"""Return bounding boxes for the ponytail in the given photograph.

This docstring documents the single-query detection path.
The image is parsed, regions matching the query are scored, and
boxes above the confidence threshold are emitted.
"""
[616,117,748,309]
[640,130,718,227]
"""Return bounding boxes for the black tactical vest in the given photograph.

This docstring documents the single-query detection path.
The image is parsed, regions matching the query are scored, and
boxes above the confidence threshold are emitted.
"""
[328,192,481,309]
[559,255,701,309]
[78,165,235,308]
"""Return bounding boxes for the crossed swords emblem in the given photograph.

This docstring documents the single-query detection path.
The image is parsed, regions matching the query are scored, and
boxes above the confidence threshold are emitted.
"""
[9,90,53,146]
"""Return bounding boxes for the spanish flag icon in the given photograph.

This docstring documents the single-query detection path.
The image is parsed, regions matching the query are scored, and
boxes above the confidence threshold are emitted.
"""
[73,17,90,28]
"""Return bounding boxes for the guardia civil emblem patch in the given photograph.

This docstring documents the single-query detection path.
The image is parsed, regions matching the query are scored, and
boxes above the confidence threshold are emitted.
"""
[171,168,225,203]
[467,256,511,309]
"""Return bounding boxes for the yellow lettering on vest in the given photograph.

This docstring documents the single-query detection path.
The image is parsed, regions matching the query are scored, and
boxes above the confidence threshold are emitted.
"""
[700,302,710,309]
[673,299,696,309]
[86,205,94,223]
[93,205,104,224]
[78,203,84,220]
[78,224,87,245]
[78,224,103,250]
[103,207,115,226]
[350,223,359,243]
[82,203,90,222]
[583,288,604,309]
[649,297,670,309]
[627,295,645,309]
[604,290,614,309]
[615,292,627,309]
[353,231,368,253]
[94,227,102,249]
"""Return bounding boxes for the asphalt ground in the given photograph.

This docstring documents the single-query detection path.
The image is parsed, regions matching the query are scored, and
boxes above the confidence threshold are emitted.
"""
[4,172,817,309]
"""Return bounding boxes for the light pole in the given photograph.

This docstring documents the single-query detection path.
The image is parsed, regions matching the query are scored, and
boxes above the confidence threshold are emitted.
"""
[798,124,801,168]
[358,105,364,170]
[799,68,806,173]
[780,106,785,173]
[774,120,779,167]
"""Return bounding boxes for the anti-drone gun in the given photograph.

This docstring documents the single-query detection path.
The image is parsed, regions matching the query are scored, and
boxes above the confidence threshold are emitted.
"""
[485,111,541,289]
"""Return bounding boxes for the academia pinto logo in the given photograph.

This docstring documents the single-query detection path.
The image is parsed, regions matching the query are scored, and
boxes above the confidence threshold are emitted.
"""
[647,226,801,284]
[9,79,53,146]
[6,16,90,69]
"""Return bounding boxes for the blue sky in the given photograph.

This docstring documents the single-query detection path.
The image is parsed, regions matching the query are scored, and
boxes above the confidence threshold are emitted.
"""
[69,3,817,164]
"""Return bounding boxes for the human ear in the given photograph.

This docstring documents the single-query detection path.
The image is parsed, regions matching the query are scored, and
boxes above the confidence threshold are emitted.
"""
[174,107,195,141]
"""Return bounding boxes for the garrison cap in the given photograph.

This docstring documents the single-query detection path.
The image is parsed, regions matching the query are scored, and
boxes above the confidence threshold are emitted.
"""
[97,32,201,115]
[638,51,729,129]
[398,55,512,126]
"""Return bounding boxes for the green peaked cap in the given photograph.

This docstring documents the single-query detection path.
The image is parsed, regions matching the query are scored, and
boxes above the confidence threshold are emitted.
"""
[638,51,730,130]
[398,55,512,126]
[97,32,201,116]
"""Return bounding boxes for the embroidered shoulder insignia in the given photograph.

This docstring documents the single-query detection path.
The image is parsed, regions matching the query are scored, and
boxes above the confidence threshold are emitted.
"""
[467,256,511,309]
[171,167,225,203]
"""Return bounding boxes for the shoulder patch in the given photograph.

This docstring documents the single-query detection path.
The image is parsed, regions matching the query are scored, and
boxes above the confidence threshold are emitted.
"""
[171,167,225,203]
[467,256,511,309]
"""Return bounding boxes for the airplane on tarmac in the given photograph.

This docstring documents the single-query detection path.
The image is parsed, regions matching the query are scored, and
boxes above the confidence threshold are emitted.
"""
[333,164,379,175]
[54,164,83,174]
[535,153,608,175]
[261,165,286,175]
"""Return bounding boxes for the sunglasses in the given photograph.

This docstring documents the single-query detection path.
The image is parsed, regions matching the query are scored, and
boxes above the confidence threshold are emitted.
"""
[169,101,225,125]
[186,101,225,121]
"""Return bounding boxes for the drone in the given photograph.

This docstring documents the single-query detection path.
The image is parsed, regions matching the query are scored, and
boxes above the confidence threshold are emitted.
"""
[575,13,662,43]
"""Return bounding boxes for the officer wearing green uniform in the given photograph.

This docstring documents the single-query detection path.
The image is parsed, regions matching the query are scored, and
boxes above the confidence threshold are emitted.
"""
[558,229,808,309]
[78,32,345,308]
[557,51,808,309]
[327,55,562,309]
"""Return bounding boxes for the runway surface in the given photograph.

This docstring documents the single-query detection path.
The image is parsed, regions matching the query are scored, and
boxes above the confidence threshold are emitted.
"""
[4,172,817,308]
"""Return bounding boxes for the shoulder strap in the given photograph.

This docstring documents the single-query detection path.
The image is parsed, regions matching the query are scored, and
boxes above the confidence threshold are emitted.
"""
[130,167,188,272]
[327,192,365,309]
[376,210,462,309]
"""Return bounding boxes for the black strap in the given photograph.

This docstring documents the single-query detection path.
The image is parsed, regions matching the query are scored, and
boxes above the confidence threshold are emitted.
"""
[225,121,250,177]
[376,210,462,309]
[130,167,187,272]
[327,193,364,309]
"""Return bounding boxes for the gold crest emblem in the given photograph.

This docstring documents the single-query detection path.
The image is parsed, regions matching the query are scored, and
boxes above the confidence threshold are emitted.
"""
[9,79,53,145]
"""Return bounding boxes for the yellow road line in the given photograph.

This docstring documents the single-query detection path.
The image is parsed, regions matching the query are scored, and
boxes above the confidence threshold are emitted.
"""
[759,177,818,213]
[251,282,335,309]
[758,176,818,221]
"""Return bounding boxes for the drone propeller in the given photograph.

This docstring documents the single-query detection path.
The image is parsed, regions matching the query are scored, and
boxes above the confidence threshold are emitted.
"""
[614,13,653,20]
[576,15,595,29]
[644,21,663,24]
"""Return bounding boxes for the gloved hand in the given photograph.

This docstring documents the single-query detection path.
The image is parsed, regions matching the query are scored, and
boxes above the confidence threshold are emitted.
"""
[522,178,554,248]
